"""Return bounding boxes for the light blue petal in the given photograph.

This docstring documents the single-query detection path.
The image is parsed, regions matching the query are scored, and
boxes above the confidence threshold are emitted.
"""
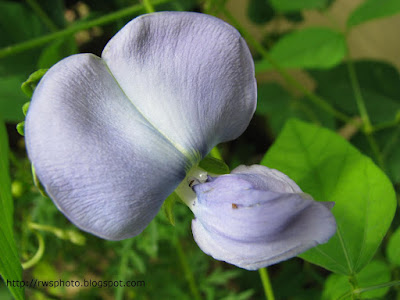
[25,54,188,240]
[102,12,257,158]
[25,12,257,241]
[191,165,336,270]
[230,164,302,193]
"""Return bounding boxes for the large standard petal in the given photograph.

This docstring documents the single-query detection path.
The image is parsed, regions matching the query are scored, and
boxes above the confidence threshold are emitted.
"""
[191,165,336,270]
[102,12,257,158]
[25,54,189,240]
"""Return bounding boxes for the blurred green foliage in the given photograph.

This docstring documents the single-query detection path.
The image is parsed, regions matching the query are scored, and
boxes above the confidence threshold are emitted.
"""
[1,0,400,299]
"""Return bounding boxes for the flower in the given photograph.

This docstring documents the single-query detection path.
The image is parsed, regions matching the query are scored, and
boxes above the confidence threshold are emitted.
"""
[25,12,257,240]
[25,11,336,270]
[187,165,337,270]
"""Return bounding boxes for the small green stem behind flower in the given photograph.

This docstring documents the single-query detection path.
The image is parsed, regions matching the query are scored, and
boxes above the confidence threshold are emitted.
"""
[21,230,45,269]
[175,235,202,300]
[259,267,275,300]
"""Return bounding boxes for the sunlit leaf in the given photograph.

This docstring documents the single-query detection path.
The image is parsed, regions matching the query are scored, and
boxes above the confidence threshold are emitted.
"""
[347,0,400,28]
[255,28,346,72]
[387,226,400,267]
[262,119,396,274]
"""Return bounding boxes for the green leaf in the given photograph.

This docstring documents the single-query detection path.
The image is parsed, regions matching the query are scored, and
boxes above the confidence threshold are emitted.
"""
[0,1,45,76]
[255,28,346,72]
[247,0,274,25]
[256,83,334,135]
[22,102,30,116]
[0,75,28,121]
[37,0,66,29]
[0,1,66,122]
[261,119,396,274]
[0,122,13,234]
[0,119,24,300]
[37,37,78,69]
[21,69,48,98]
[311,60,400,120]
[0,1,45,121]
[270,0,329,12]
[162,192,180,226]
[129,250,146,274]
[387,226,400,267]
[136,219,158,258]
[284,11,304,23]
[347,0,400,28]
[16,122,24,136]
[310,60,400,183]
[199,155,230,175]
[272,260,321,299]
[322,260,391,299]
[0,283,13,300]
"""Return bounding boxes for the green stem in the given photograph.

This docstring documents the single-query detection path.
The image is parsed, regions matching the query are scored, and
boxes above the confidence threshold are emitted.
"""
[27,221,86,245]
[175,236,202,300]
[115,239,135,300]
[373,118,400,132]
[366,133,385,170]
[258,268,275,300]
[220,7,352,124]
[338,280,400,300]
[22,230,45,269]
[382,125,400,158]
[348,274,361,300]
[345,55,372,132]
[0,0,172,59]
[356,280,400,294]
[28,221,64,237]
[26,0,58,32]
[143,0,156,13]
[345,49,385,169]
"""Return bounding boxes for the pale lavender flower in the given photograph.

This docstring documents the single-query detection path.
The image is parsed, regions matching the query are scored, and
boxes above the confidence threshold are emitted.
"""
[188,165,336,270]
[25,11,336,269]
